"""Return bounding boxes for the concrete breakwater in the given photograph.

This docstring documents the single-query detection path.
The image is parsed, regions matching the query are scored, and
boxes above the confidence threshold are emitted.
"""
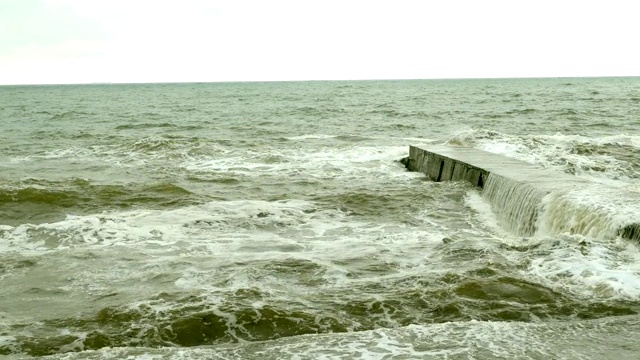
[402,145,640,241]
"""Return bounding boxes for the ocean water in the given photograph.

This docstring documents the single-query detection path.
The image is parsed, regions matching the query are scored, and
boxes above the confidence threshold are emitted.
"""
[1,77,640,359]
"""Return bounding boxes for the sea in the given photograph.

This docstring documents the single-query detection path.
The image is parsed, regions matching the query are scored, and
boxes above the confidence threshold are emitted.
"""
[1,77,640,359]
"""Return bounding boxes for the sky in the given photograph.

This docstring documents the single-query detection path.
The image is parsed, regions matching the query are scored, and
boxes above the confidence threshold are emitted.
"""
[0,0,638,85]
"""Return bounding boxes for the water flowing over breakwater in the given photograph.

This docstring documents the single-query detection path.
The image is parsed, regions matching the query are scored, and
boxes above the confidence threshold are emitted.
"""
[403,145,640,241]
[2,78,640,359]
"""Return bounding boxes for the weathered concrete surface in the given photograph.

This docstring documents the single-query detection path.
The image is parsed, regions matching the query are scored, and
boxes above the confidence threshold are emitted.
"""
[405,145,489,187]
[404,145,591,190]
[402,145,640,242]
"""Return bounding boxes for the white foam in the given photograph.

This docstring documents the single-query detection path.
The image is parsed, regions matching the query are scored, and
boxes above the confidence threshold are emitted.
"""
[398,136,438,144]
[183,145,418,185]
[0,196,449,301]
[468,177,640,299]
[463,190,508,235]
[0,335,17,346]
[0,199,319,254]
[468,180,640,299]
[536,185,640,240]
[0,197,444,329]
[445,129,640,184]
[7,136,223,170]
[286,134,337,140]
[459,174,640,300]
[523,234,640,299]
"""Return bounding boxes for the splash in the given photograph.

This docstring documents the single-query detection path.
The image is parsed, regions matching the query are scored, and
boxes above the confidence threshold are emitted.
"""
[482,174,547,236]
[481,173,640,241]
[537,187,640,241]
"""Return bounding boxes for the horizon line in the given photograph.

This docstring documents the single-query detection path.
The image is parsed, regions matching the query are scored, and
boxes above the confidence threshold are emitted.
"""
[1,75,638,87]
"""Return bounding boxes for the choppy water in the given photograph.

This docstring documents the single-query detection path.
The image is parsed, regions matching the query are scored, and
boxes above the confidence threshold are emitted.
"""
[1,78,640,359]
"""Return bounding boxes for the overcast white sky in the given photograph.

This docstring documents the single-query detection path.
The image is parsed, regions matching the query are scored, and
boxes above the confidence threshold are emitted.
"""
[0,0,637,85]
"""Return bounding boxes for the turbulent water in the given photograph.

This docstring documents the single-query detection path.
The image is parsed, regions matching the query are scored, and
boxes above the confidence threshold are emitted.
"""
[1,78,640,359]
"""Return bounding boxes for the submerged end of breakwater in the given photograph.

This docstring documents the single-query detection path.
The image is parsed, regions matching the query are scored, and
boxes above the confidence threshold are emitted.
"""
[402,145,640,242]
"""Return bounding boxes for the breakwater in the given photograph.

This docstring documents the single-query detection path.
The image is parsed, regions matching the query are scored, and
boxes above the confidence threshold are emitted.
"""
[402,145,640,241]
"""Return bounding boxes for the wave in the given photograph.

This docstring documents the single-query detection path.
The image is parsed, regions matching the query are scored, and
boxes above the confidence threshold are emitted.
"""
[367,109,408,118]
[8,136,216,167]
[285,133,375,142]
[387,123,417,130]
[0,186,74,205]
[13,316,640,359]
[334,135,373,142]
[312,189,436,218]
[558,108,579,116]
[128,137,180,152]
[186,174,241,184]
[4,270,639,357]
[0,199,324,252]
[0,180,198,226]
[506,108,538,115]
[182,145,412,185]
[4,198,640,357]
[289,106,346,116]
[445,129,640,181]
[537,186,640,239]
[49,111,96,121]
[286,134,337,140]
[115,123,177,130]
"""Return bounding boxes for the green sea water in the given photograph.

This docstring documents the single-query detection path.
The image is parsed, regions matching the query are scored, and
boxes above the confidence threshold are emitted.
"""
[1,78,640,359]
